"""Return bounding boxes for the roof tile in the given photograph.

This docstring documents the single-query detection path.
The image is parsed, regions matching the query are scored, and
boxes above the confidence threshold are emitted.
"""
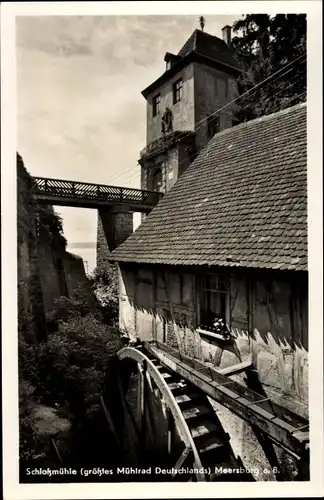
[111,104,307,272]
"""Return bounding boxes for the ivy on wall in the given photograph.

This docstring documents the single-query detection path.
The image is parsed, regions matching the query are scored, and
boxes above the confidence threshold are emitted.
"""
[34,204,67,251]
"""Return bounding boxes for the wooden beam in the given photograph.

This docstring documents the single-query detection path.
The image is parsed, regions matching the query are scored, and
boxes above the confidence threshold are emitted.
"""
[143,370,156,449]
[167,407,174,456]
[144,342,309,458]
[100,396,121,447]
[137,361,146,438]
[296,443,310,480]
[172,447,192,477]
[115,371,141,443]
[244,368,287,482]
[51,439,62,464]
[217,358,253,376]
[154,340,250,382]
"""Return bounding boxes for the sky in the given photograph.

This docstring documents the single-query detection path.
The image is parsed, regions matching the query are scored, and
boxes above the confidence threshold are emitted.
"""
[17,14,238,273]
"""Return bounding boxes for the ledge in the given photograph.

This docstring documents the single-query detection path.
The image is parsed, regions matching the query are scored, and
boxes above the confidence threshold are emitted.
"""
[196,327,232,342]
[139,130,195,162]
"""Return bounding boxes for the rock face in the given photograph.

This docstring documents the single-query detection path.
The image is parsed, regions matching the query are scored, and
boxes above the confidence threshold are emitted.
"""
[17,153,88,342]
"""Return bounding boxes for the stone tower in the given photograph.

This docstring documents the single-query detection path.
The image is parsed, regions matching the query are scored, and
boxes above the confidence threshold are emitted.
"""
[139,26,241,196]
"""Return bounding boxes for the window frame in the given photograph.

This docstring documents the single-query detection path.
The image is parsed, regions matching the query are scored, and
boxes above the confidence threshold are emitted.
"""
[152,93,161,117]
[207,115,220,138]
[152,166,163,192]
[173,78,183,104]
[196,272,230,329]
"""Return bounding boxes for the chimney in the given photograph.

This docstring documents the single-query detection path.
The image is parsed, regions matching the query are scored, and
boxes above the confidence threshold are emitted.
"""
[221,25,232,45]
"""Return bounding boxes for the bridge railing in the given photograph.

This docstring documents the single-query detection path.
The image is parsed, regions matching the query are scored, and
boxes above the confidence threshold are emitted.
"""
[32,177,164,206]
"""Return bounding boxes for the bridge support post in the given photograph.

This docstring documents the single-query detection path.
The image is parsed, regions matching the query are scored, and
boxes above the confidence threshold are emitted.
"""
[97,205,133,266]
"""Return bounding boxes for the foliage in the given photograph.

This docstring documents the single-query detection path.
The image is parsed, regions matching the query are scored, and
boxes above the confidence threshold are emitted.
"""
[17,153,67,250]
[91,261,119,324]
[45,280,101,328]
[17,152,124,467]
[18,294,125,469]
[231,14,306,122]
[19,378,38,462]
[21,313,124,417]
[34,203,67,250]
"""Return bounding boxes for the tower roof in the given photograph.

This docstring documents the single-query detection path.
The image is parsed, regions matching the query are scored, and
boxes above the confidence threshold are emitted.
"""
[177,29,239,70]
[141,29,241,99]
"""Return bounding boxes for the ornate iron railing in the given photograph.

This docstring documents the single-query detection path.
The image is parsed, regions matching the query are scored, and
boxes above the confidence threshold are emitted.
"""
[32,177,163,207]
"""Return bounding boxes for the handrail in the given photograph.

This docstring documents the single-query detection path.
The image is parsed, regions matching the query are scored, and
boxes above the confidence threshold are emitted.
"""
[32,176,161,195]
[32,176,164,206]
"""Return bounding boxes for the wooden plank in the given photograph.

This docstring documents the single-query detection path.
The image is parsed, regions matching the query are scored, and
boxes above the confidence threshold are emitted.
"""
[172,447,192,477]
[156,341,253,390]
[296,444,310,480]
[151,342,308,425]
[217,358,253,376]
[167,407,174,455]
[162,269,181,350]
[115,371,141,442]
[244,369,283,481]
[51,439,63,464]
[292,430,309,442]
[100,396,120,447]
[137,361,146,437]
[145,392,156,450]
[144,343,308,458]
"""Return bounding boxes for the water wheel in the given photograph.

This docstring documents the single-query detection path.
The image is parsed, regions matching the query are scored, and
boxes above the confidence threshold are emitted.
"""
[115,346,245,482]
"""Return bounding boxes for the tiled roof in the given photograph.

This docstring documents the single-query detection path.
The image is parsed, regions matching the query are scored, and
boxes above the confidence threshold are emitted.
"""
[177,29,241,71]
[111,104,307,271]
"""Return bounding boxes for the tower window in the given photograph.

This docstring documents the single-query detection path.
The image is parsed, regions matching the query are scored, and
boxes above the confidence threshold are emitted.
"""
[153,94,161,117]
[152,167,163,192]
[207,115,220,138]
[173,78,183,104]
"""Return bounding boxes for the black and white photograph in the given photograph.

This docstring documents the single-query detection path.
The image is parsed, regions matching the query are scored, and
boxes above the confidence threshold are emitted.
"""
[1,1,323,499]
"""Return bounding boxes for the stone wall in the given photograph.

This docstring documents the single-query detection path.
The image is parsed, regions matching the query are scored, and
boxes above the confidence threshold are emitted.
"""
[97,208,134,268]
[118,262,308,480]
[140,136,195,196]
[17,156,88,340]
[17,158,47,342]
[194,62,236,151]
[140,147,178,194]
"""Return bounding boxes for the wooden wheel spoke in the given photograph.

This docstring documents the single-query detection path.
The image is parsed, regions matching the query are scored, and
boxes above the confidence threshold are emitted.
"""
[167,407,175,455]
[100,395,120,447]
[118,346,205,481]
[171,446,192,477]
[115,372,141,441]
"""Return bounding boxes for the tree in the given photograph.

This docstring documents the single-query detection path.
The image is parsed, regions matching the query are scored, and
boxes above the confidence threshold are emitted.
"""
[231,14,306,122]
[91,261,119,324]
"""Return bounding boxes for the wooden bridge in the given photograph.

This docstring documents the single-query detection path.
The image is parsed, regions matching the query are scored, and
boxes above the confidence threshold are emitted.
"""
[32,177,163,213]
